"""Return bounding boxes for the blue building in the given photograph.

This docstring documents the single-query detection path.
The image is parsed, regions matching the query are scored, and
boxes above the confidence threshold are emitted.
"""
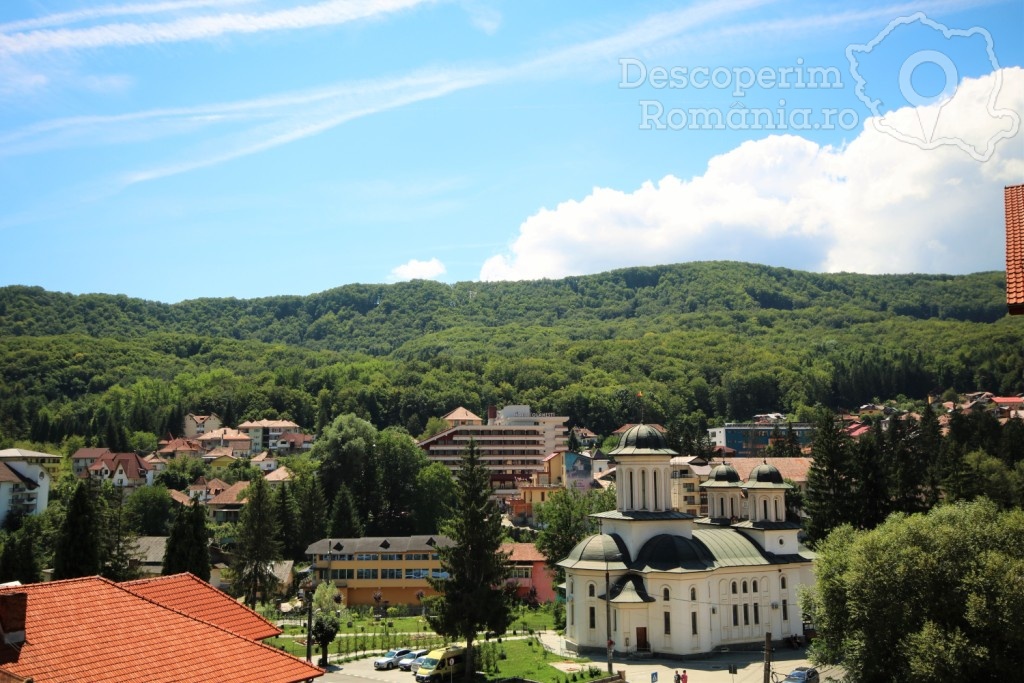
[707,422,814,458]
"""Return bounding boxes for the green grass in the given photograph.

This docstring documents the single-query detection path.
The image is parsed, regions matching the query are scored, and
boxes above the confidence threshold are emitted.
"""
[477,638,595,683]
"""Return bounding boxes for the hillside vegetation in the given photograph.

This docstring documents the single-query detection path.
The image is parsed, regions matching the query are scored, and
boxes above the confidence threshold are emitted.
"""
[1,261,1022,448]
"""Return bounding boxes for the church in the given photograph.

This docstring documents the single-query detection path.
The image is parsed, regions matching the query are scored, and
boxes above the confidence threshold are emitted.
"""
[559,424,815,657]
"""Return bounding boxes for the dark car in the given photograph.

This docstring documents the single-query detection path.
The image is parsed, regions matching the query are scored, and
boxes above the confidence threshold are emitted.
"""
[782,667,819,683]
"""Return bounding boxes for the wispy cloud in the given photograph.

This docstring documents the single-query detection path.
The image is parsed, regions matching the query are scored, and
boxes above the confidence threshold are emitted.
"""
[0,0,256,33]
[0,0,434,55]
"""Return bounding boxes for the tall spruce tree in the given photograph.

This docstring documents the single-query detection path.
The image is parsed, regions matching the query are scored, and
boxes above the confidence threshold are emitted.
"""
[295,473,328,554]
[101,486,141,582]
[273,482,303,561]
[427,440,511,681]
[233,475,281,606]
[163,499,211,580]
[805,408,855,546]
[53,480,103,579]
[329,484,363,538]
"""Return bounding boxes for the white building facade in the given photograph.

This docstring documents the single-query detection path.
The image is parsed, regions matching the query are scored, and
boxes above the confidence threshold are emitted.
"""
[560,425,814,658]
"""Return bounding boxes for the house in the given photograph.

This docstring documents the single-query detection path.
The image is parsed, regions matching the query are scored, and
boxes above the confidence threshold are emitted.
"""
[70,447,111,477]
[156,437,203,460]
[143,453,169,476]
[0,448,62,480]
[0,461,50,527]
[208,481,249,523]
[251,451,279,472]
[572,427,600,448]
[182,412,223,439]
[502,542,558,603]
[237,419,301,454]
[417,405,569,499]
[85,451,153,492]
[306,535,453,607]
[0,574,322,682]
[1006,183,1024,315]
[668,456,704,517]
[187,476,229,503]
[203,447,239,473]
[560,425,814,658]
[198,427,252,456]
[134,536,168,576]
[279,432,314,452]
[265,466,292,488]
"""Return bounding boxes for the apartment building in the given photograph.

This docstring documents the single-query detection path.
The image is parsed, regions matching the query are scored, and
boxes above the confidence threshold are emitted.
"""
[236,419,301,454]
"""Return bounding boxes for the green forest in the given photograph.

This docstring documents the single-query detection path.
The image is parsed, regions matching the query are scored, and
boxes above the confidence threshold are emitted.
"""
[2,261,1023,451]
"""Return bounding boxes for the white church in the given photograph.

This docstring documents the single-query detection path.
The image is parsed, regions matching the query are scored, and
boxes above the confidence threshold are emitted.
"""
[559,424,815,657]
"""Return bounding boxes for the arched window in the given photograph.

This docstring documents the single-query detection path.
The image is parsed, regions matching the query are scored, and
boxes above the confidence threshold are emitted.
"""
[663,587,670,602]
[653,470,659,510]
[763,499,768,520]
[730,497,735,518]
[641,470,647,509]
[752,580,758,593]
[689,587,697,601]
[569,580,574,596]
[588,584,595,597]
[774,499,780,520]
[719,497,725,517]
[731,581,737,594]
[742,581,748,593]
[629,471,635,509]
[781,576,787,590]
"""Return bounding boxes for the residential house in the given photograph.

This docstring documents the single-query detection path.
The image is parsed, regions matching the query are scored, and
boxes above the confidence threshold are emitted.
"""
[143,453,169,477]
[279,432,314,452]
[0,574,322,681]
[187,476,230,503]
[85,451,153,492]
[203,447,240,473]
[208,481,248,523]
[198,427,252,456]
[237,419,301,454]
[156,437,203,460]
[669,456,704,517]
[0,448,62,480]
[502,542,558,603]
[1006,183,1023,315]
[306,535,453,607]
[70,447,111,477]
[417,405,569,499]
[251,451,279,472]
[182,413,223,439]
[265,466,292,489]
[572,427,600,448]
[0,461,50,527]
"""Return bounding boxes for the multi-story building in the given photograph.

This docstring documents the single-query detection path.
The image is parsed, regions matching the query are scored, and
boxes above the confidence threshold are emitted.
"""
[306,536,453,607]
[237,419,301,454]
[707,422,813,458]
[0,460,50,526]
[417,405,569,499]
[197,428,251,456]
[182,413,223,439]
[0,448,63,480]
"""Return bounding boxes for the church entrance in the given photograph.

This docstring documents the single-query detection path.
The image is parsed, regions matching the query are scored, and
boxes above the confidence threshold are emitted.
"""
[635,627,649,652]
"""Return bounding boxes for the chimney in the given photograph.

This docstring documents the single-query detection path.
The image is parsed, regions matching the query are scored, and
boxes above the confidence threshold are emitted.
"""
[0,592,27,647]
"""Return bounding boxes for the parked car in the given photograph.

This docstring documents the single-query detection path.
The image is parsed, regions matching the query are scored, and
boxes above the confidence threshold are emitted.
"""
[399,649,430,671]
[782,667,819,683]
[374,648,413,670]
[407,653,430,674]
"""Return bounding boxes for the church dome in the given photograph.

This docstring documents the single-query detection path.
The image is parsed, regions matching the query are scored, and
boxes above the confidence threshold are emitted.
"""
[609,424,677,456]
[635,534,712,571]
[709,463,741,483]
[749,462,784,484]
[561,533,630,568]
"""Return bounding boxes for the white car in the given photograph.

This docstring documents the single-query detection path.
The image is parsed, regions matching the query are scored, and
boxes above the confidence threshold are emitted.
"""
[374,648,413,670]
[399,649,430,671]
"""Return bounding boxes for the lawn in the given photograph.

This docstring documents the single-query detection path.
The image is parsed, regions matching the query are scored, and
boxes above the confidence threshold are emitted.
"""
[476,638,599,683]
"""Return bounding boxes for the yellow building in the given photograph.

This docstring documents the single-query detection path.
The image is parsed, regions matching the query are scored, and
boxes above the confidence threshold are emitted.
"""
[306,536,453,607]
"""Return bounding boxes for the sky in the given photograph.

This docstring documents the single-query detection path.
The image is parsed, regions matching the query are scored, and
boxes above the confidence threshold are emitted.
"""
[1,0,1022,303]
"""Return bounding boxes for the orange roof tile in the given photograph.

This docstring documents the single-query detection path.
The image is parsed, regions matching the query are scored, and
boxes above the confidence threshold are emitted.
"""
[0,576,321,682]
[209,481,249,505]
[1007,184,1024,315]
[501,542,547,563]
[168,488,193,505]
[714,457,813,484]
[442,406,482,422]
[123,573,280,640]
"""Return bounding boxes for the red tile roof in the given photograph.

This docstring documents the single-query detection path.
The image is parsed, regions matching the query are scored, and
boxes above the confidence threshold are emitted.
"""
[209,481,249,505]
[501,542,546,563]
[70,447,111,461]
[1007,184,1024,315]
[168,488,193,506]
[712,457,814,484]
[443,407,482,422]
[0,463,36,487]
[88,452,151,481]
[123,573,280,640]
[0,576,321,682]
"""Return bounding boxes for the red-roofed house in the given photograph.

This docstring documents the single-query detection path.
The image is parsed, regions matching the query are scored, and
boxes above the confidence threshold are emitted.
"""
[252,450,279,472]
[70,447,111,477]
[198,428,252,456]
[86,452,154,492]
[208,481,249,523]
[501,542,557,603]
[279,431,314,452]
[265,466,292,488]
[157,437,203,459]
[1006,184,1024,315]
[0,575,322,682]
[188,476,230,503]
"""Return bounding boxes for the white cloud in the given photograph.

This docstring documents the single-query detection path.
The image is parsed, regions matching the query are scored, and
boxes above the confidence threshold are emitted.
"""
[391,258,447,281]
[0,0,256,33]
[481,68,1024,280]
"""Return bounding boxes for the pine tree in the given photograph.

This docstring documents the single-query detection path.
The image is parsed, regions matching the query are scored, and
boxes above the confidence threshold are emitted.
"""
[805,408,855,546]
[427,440,511,681]
[53,481,103,579]
[296,474,328,553]
[164,499,211,580]
[273,482,302,561]
[101,486,141,582]
[233,476,281,607]
[329,484,363,538]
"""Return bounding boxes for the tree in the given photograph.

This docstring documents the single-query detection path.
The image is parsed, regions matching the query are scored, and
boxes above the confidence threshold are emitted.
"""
[427,441,511,681]
[371,427,428,535]
[273,482,303,561]
[313,413,380,522]
[803,499,1024,682]
[52,480,103,579]
[804,408,854,546]
[155,455,207,490]
[163,499,211,581]
[102,485,142,582]
[535,487,616,584]
[311,612,340,667]
[329,484,363,538]
[295,473,328,553]
[233,476,281,606]
[411,462,457,534]
[125,484,173,536]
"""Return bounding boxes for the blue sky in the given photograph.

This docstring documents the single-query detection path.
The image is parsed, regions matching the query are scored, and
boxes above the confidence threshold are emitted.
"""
[1,0,1022,302]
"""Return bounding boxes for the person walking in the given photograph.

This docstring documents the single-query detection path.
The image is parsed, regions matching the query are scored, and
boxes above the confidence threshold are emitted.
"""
[674,671,680,683]
[681,670,688,683]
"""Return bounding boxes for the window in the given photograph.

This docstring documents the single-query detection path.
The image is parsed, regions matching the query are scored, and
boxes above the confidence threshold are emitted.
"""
[331,568,354,580]
[382,568,402,580]
[663,588,670,602]
[356,553,378,561]
[407,552,429,561]
[569,580,574,597]
[380,553,402,561]
[782,599,789,621]
[752,580,758,593]
[732,605,738,626]
[663,611,671,635]
[430,569,449,579]
[405,568,430,579]
[731,582,737,595]
[742,581,748,593]
[356,568,378,580]
[689,587,696,601]
[613,610,617,631]
[743,604,750,626]
[753,603,759,625]
[781,576,787,590]
[510,567,531,579]
[589,607,596,629]
[588,584,596,597]
[690,612,698,635]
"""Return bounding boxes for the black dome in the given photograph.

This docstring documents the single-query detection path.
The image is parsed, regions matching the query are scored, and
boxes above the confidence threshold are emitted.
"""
[749,463,784,484]
[635,534,712,571]
[709,463,740,483]
[609,424,677,456]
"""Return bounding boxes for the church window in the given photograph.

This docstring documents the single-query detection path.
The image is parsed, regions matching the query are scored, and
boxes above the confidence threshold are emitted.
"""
[663,587,670,602]
[689,587,696,601]
[731,581,737,594]
[588,583,595,597]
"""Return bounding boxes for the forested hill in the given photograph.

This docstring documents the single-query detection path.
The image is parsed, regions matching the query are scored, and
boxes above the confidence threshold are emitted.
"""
[0,262,1010,354]
[1,261,1022,447]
